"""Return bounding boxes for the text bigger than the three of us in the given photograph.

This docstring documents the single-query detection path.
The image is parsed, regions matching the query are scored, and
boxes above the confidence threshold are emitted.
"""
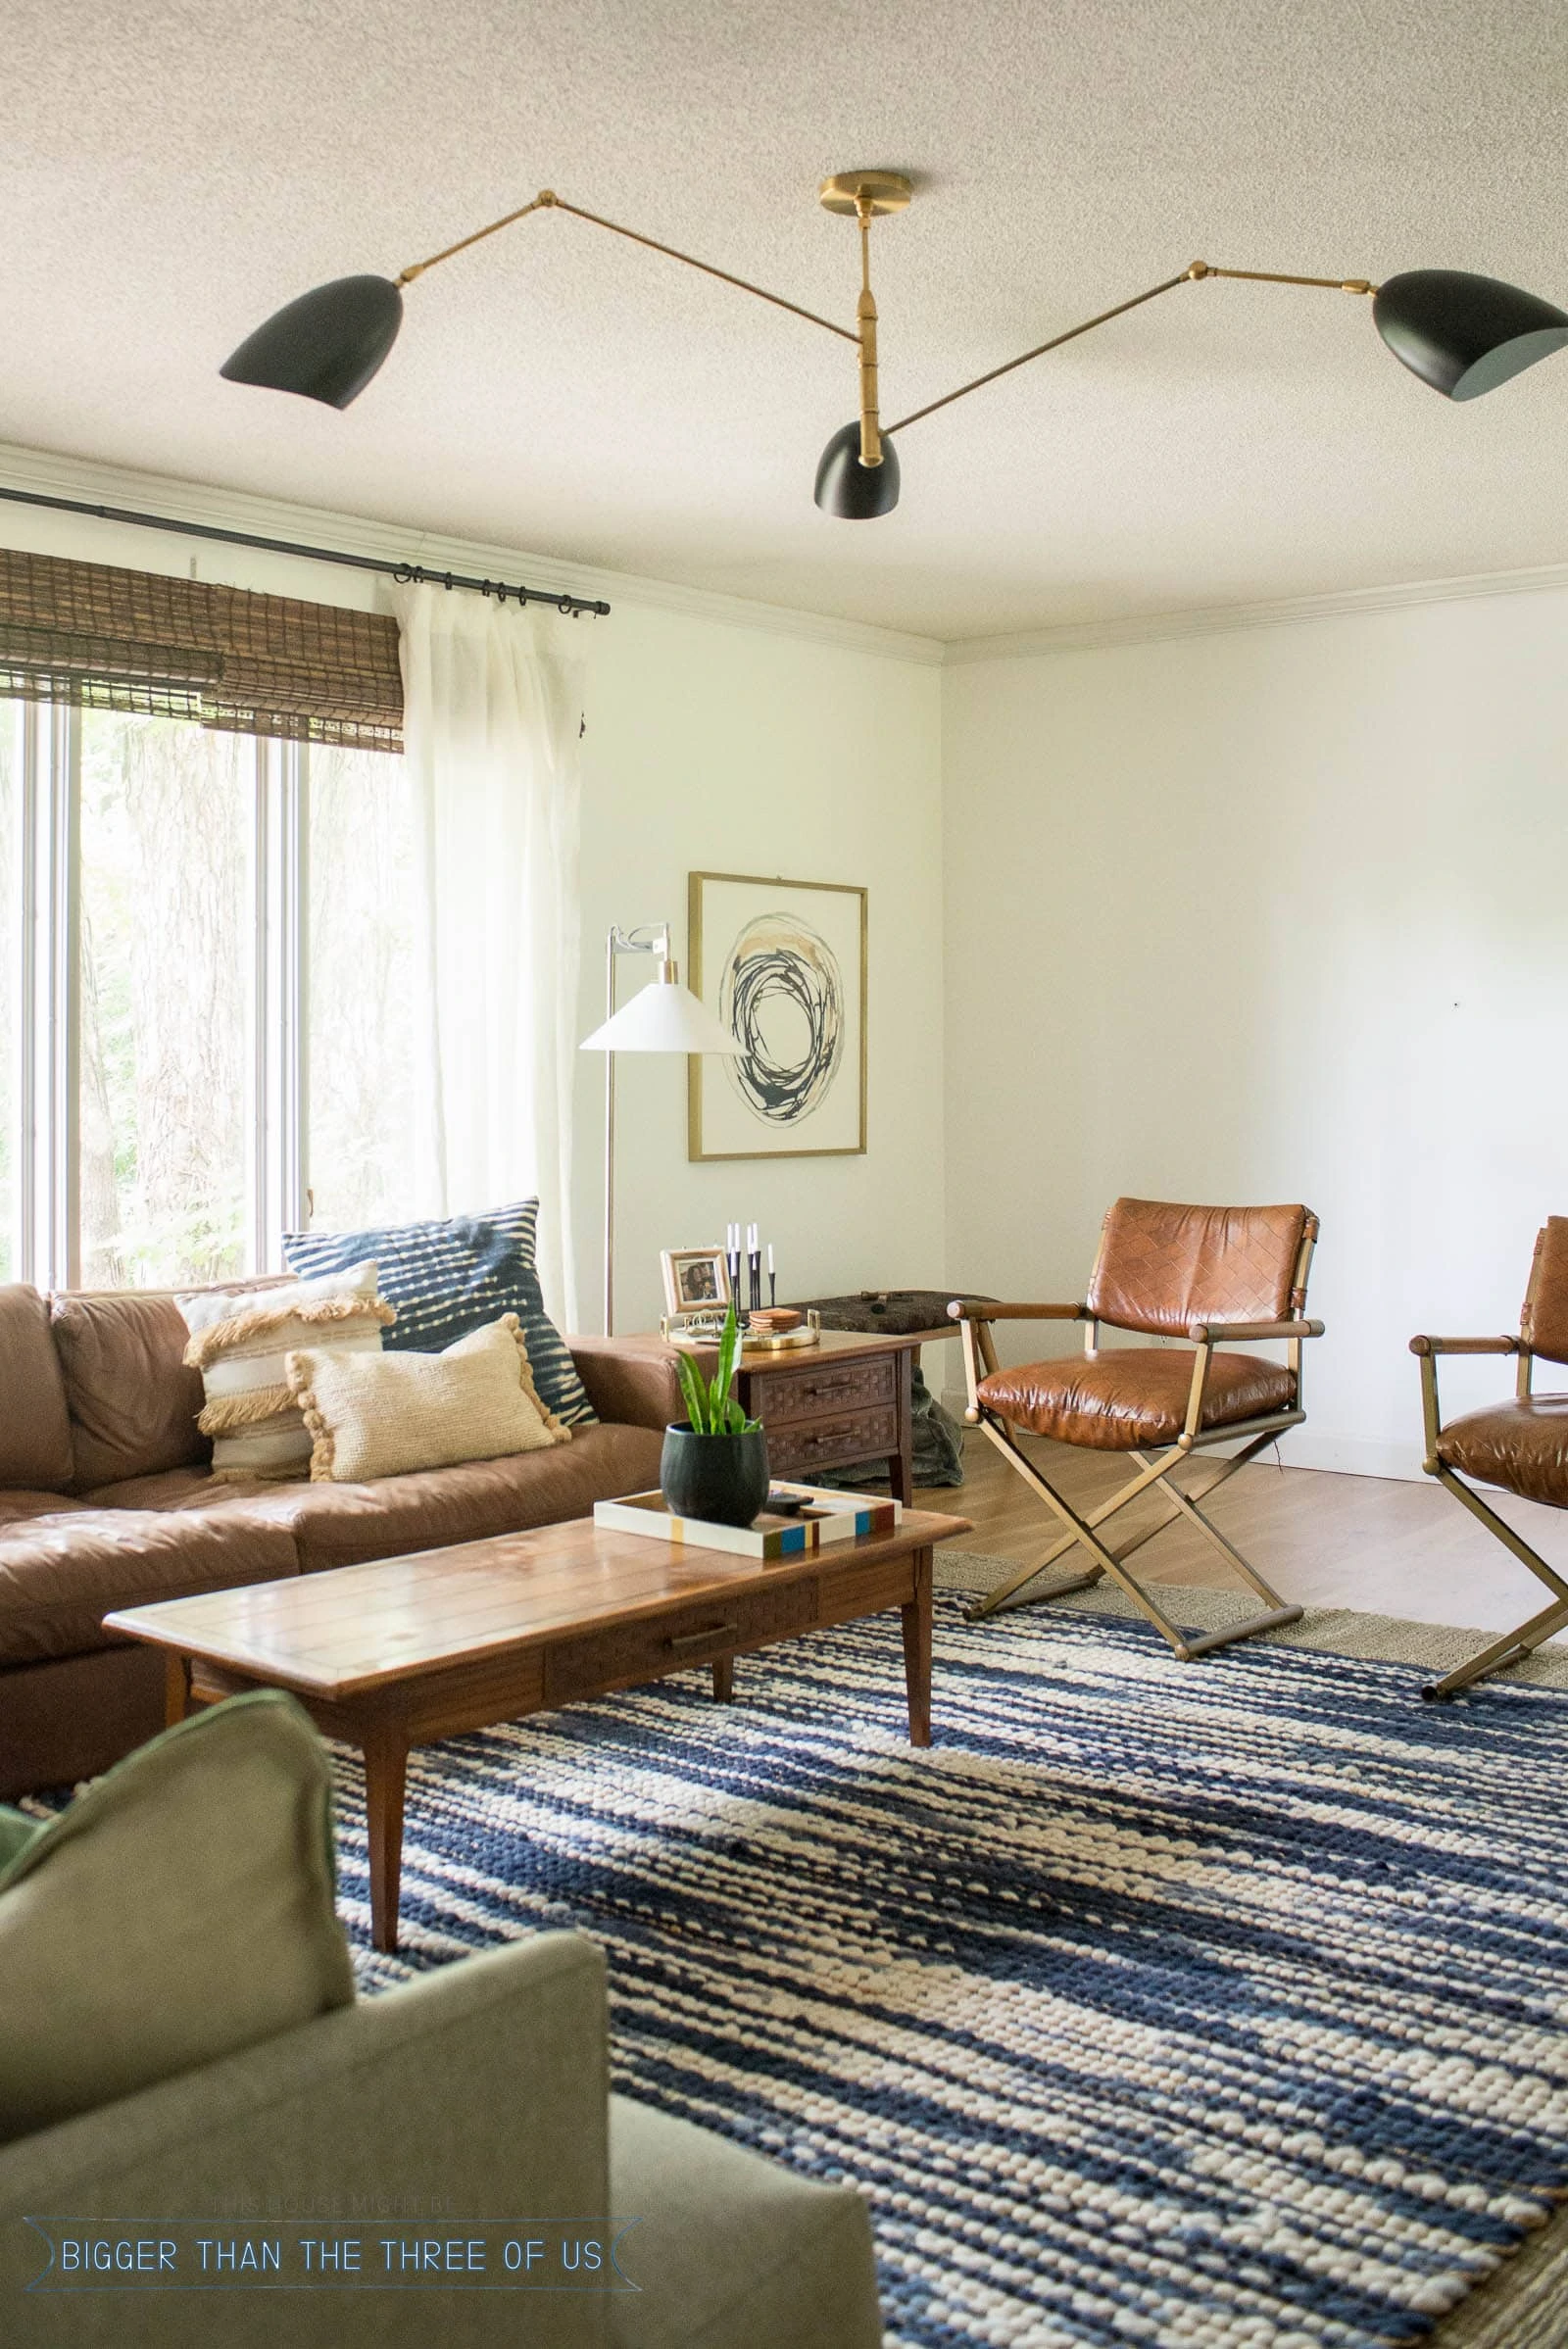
[33,2227,625,2290]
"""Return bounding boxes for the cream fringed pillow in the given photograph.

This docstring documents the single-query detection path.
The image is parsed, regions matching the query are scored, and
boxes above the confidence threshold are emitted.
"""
[285,1313,568,1483]
[178,1261,393,1481]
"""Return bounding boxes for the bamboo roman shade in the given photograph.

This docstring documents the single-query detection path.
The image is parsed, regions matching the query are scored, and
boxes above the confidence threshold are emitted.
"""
[0,547,403,752]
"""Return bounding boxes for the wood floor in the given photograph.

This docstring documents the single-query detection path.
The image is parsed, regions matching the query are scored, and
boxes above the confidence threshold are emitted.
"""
[912,1426,1568,1641]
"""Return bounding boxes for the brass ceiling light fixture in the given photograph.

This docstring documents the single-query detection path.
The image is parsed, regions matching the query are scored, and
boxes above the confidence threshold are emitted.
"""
[220,171,1568,518]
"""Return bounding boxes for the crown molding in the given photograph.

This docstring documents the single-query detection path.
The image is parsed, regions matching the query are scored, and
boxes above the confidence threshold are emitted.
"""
[8,437,1559,671]
[942,559,1568,664]
[0,440,944,668]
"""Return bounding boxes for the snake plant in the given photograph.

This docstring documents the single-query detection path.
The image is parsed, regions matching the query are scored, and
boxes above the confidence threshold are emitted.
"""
[674,1302,760,1436]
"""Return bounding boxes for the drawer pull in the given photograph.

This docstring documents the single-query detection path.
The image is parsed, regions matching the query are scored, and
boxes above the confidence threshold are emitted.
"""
[666,1620,740,1652]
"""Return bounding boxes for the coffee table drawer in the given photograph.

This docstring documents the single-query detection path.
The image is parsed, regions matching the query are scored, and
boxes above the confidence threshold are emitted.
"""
[545,1577,817,1704]
[766,1407,901,1479]
[759,1354,898,1425]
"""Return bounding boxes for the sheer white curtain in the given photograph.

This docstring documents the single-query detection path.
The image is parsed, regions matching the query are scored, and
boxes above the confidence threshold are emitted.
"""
[392,582,585,1329]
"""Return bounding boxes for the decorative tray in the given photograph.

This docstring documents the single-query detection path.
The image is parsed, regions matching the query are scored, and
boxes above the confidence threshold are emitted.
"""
[594,1484,901,1559]
[661,1308,822,1352]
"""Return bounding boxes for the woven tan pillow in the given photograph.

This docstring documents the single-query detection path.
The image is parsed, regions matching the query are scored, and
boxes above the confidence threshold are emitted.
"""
[178,1260,394,1481]
[285,1313,567,1483]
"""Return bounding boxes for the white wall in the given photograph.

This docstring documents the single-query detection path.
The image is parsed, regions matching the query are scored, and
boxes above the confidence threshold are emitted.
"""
[0,452,945,1338]
[575,606,943,1336]
[942,585,1568,1478]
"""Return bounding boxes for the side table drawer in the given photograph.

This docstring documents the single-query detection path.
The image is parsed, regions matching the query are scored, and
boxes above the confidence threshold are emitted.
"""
[766,1406,901,1478]
[545,1577,817,1704]
[756,1355,898,1425]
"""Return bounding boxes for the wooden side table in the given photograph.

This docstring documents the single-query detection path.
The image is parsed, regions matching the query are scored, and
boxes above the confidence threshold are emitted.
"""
[732,1329,918,1505]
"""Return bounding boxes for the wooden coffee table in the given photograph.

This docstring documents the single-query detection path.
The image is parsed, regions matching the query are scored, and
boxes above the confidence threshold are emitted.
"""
[105,1506,969,1954]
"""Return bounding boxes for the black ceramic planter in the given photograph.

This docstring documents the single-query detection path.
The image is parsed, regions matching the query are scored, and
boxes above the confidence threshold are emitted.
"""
[661,1423,770,1528]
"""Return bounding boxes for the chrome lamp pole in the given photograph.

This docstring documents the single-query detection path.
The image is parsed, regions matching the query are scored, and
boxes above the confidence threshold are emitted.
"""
[579,924,742,1335]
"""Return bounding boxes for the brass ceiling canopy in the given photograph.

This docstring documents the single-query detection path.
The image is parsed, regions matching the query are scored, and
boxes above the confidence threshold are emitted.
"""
[220,164,1568,524]
[817,171,913,218]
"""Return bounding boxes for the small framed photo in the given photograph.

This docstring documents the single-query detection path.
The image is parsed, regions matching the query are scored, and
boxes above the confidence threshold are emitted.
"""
[662,1246,731,1316]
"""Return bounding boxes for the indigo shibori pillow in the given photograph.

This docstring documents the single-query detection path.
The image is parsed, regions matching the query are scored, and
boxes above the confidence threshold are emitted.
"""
[283,1199,595,1429]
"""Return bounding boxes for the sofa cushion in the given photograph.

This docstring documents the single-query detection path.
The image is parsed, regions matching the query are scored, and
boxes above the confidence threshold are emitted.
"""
[87,1429,662,1572]
[81,1466,295,1513]
[0,1689,354,2145]
[0,1286,74,1492]
[0,1510,299,1664]
[49,1290,207,1490]
[0,1493,89,1531]
[285,1198,598,1428]
[257,1424,664,1575]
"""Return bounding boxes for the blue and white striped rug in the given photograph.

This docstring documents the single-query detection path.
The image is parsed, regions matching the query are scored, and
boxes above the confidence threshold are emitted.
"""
[342,1594,1568,2348]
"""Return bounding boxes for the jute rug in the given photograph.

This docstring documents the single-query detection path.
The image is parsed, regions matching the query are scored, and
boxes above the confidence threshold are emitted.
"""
[344,1589,1568,2349]
[934,1547,1568,1688]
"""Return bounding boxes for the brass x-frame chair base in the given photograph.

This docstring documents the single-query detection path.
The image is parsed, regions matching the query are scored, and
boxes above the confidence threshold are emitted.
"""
[1411,1331,1568,1700]
[1420,1463,1568,1701]
[967,1407,1306,1658]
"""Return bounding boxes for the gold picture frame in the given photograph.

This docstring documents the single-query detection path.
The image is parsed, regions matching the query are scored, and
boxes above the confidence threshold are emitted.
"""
[688,870,867,1162]
[661,1245,731,1315]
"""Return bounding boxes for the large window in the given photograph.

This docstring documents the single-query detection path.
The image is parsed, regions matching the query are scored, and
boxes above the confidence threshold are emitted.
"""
[0,704,18,1282]
[78,713,251,1286]
[2,700,413,1289]
[306,740,416,1234]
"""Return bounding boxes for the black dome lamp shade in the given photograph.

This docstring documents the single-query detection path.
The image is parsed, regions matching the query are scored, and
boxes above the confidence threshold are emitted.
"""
[814,421,902,516]
[1372,269,1568,401]
[220,274,405,410]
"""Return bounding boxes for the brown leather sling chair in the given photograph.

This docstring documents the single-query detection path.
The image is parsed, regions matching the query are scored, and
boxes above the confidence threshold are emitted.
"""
[949,1199,1323,1656]
[1411,1214,1568,1700]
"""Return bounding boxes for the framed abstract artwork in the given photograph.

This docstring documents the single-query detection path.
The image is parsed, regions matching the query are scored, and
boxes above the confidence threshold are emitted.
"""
[687,871,867,1161]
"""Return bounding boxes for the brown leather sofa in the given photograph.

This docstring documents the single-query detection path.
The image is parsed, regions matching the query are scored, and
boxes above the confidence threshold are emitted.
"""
[0,1283,681,1798]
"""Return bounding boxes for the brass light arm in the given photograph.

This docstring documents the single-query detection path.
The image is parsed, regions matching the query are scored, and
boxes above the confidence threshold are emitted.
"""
[1196,265,1377,294]
[396,192,559,286]
[885,260,1378,438]
[885,268,1197,435]
[398,187,859,345]
[551,198,859,342]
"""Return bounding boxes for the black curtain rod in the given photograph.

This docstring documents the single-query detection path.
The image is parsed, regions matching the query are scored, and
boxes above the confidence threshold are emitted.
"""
[0,484,612,616]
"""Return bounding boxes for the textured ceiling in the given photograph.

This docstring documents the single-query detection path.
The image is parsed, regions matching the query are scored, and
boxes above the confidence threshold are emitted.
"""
[2,0,1565,640]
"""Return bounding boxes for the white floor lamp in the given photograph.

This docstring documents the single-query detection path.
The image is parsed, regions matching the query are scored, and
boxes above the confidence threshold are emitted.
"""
[579,923,742,1334]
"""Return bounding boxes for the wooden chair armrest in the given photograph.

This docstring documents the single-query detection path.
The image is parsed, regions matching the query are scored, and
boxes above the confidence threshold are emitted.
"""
[1408,1335,1520,1357]
[947,1299,1085,1323]
[1188,1317,1325,1343]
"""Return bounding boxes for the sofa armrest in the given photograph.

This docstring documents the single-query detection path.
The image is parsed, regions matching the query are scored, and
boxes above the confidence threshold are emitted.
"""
[0,1933,611,2344]
[569,1336,684,1435]
[610,2094,881,2349]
